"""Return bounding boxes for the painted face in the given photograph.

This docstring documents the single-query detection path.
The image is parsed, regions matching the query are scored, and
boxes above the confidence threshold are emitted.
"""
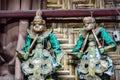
[33,24,46,33]
[83,17,95,31]
[83,22,95,31]
[33,17,46,33]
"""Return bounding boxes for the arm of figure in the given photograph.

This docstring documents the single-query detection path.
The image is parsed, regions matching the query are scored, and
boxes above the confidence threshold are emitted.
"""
[49,33,64,63]
[18,35,32,60]
[49,33,61,56]
[16,50,29,60]
[72,35,84,59]
[72,35,84,52]
[99,28,117,52]
[21,35,32,53]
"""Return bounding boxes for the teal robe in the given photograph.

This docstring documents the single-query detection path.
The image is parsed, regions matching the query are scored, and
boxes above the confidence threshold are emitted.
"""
[21,32,61,56]
[20,31,62,79]
[72,27,117,78]
[72,27,117,52]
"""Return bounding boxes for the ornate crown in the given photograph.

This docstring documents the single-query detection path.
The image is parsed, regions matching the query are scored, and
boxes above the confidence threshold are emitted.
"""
[83,17,95,23]
[33,10,45,25]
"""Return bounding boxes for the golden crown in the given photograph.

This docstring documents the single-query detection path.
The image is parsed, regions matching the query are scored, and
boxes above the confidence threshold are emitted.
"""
[33,10,45,24]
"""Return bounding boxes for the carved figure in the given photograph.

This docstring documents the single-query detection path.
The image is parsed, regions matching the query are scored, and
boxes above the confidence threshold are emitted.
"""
[16,10,64,80]
[72,17,117,80]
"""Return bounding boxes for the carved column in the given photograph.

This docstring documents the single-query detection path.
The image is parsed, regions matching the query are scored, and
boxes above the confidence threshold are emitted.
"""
[15,0,31,80]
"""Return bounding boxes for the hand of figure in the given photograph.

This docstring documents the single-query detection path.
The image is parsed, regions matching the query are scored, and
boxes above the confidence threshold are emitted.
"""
[77,51,83,59]
[99,47,105,54]
[16,50,24,58]
[23,52,29,60]
[16,50,29,60]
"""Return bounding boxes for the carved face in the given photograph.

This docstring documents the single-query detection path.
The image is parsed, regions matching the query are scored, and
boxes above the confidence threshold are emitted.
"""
[83,17,95,31]
[33,19,46,33]
[33,24,46,33]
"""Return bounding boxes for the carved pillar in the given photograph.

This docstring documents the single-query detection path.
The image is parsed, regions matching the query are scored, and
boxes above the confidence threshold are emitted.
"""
[15,0,31,80]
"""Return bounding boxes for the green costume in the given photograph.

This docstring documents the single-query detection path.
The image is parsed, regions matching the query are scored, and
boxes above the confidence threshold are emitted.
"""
[22,30,61,57]
[17,10,64,80]
[72,27,117,80]
[72,27,117,53]
[19,29,62,80]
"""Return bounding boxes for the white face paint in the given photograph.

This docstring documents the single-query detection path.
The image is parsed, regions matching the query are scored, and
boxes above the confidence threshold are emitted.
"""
[33,24,46,33]
[83,17,96,31]
[83,23,95,31]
